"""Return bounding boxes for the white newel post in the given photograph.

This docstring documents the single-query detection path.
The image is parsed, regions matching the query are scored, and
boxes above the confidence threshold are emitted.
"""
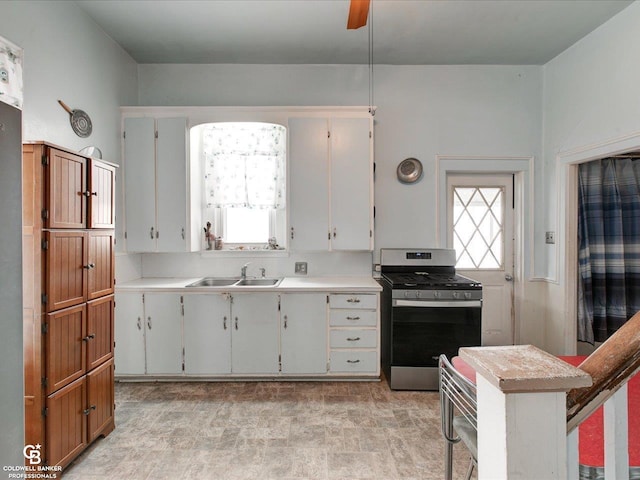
[460,345,593,480]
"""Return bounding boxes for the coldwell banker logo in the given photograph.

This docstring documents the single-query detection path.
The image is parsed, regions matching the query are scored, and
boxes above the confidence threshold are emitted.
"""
[23,445,41,465]
[3,445,60,478]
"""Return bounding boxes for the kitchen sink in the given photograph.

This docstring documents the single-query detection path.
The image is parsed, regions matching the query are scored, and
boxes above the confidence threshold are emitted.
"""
[186,277,241,287]
[234,278,282,287]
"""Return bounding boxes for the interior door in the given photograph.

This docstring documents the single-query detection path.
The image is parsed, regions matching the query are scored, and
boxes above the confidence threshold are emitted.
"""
[447,174,515,346]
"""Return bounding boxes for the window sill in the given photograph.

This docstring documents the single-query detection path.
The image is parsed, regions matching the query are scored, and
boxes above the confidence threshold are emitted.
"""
[199,249,289,258]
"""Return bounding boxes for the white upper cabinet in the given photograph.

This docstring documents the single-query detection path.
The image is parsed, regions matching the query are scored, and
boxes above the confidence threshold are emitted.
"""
[123,116,189,252]
[289,118,330,251]
[330,118,373,250]
[288,116,373,252]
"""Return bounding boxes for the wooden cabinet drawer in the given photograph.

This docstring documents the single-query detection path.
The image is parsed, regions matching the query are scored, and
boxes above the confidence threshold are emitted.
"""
[330,351,377,373]
[329,293,377,310]
[330,329,377,348]
[329,309,377,327]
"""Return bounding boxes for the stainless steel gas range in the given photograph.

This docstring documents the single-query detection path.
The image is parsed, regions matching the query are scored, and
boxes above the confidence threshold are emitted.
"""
[379,248,483,390]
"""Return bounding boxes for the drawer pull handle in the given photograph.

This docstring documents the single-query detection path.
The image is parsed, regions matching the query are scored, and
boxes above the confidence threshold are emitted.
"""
[83,405,97,416]
[346,337,361,342]
[346,316,360,321]
[347,359,361,364]
[82,334,96,342]
[346,298,360,303]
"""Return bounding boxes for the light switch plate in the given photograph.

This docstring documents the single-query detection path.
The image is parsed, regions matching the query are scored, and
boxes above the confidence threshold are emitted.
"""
[545,231,555,244]
[295,262,307,275]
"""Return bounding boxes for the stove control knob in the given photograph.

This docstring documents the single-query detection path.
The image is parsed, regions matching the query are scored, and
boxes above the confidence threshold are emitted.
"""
[464,292,472,299]
[404,291,410,298]
[452,292,459,299]
[433,291,440,299]
[415,291,421,299]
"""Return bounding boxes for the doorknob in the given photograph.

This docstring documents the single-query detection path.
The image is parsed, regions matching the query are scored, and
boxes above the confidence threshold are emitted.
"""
[505,274,513,281]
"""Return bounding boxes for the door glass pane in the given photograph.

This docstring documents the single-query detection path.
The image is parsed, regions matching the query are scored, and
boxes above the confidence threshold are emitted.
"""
[452,186,505,269]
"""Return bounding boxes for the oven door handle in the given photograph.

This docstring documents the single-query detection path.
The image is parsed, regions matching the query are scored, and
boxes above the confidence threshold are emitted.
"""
[392,300,482,308]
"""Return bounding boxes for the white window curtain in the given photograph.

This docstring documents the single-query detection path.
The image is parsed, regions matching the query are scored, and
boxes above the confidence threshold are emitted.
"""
[0,35,23,109]
[202,122,286,210]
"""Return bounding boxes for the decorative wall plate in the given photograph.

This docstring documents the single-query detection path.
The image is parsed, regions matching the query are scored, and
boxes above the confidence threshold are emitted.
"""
[397,157,423,184]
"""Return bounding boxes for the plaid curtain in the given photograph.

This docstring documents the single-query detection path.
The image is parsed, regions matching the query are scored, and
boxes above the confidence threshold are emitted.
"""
[578,157,640,343]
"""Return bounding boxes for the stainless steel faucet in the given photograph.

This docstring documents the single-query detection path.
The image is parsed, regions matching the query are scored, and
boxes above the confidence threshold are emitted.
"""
[241,262,251,279]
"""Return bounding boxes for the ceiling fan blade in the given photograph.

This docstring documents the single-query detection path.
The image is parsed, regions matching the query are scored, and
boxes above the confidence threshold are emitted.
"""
[347,0,370,30]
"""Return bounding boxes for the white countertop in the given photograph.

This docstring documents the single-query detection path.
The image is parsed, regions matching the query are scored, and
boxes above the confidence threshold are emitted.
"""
[116,276,382,293]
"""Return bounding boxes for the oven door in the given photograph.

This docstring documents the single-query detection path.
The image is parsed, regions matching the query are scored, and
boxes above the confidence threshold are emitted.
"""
[390,299,481,368]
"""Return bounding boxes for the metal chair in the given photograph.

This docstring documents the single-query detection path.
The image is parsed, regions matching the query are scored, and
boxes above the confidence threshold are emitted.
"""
[439,354,478,480]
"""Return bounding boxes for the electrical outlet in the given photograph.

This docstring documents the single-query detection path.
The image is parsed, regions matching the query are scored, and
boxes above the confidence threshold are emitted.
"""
[295,262,308,275]
[545,231,555,244]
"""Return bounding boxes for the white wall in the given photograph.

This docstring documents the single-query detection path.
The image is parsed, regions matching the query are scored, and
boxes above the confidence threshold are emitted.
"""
[541,2,640,353]
[0,0,138,466]
[137,63,546,344]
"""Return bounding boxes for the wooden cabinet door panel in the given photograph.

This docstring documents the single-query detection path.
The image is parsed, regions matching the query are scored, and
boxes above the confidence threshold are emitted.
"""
[87,295,114,371]
[45,376,87,469]
[45,231,87,312]
[87,231,115,300]
[88,159,116,229]
[86,358,114,442]
[46,304,86,395]
[46,148,86,229]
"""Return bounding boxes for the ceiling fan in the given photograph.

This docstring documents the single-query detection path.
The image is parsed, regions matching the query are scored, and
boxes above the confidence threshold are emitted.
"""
[347,0,370,29]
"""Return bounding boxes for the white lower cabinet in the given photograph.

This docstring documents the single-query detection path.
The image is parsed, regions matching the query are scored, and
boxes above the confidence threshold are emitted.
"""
[183,293,231,375]
[114,292,182,375]
[280,293,327,374]
[115,288,378,378]
[329,293,379,375]
[144,293,183,374]
[114,293,146,375]
[231,293,280,374]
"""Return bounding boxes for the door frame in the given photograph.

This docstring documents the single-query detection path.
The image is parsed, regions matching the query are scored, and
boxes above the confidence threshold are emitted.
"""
[557,132,640,353]
[436,155,533,343]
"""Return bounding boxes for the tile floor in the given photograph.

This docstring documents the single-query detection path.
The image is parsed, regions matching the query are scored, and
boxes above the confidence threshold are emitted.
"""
[63,379,475,479]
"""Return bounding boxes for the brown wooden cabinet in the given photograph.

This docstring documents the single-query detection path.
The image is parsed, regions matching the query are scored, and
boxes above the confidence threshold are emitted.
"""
[23,142,116,470]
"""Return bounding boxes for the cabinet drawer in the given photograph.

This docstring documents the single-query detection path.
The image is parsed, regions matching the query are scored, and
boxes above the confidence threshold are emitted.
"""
[330,351,377,373]
[330,329,377,348]
[329,309,377,327]
[329,293,377,310]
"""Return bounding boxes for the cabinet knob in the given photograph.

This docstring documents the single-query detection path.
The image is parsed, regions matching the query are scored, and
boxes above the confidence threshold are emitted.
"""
[235,317,238,330]
[83,190,97,197]
[223,316,227,330]
[283,315,288,329]
[137,317,142,330]
[82,334,96,342]
[147,317,152,330]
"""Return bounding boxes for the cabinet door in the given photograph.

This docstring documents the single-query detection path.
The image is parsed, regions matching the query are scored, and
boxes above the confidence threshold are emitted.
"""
[114,293,145,375]
[156,117,188,252]
[87,230,115,300]
[87,295,114,371]
[45,304,86,395]
[330,118,373,250]
[124,117,156,252]
[280,293,327,374]
[45,231,87,312]
[288,117,330,251]
[45,148,86,229]
[45,376,87,469]
[88,159,116,229]
[231,294,279,374]
[183,294,231,374]
[86,358,114,443]
[144,293,183,375]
